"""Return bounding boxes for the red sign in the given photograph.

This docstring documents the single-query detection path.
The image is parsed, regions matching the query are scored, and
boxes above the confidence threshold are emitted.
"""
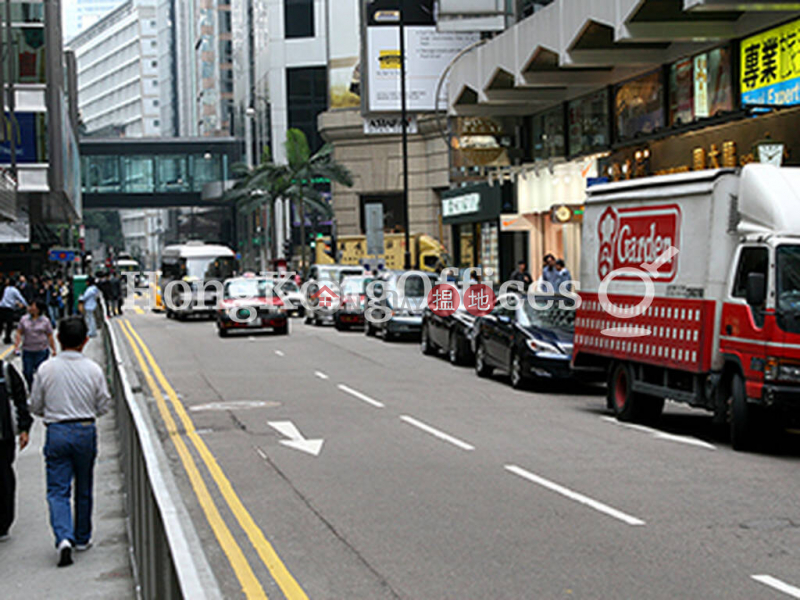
[428,284,460,317]
[464,284,496,317]
[597,204,681,282]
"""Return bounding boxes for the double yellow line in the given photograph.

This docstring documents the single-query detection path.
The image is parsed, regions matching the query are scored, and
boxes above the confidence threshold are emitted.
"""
[118,319,309,600]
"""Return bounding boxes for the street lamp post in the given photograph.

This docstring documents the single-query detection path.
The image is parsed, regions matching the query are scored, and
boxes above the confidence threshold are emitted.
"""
[399,0,412,270]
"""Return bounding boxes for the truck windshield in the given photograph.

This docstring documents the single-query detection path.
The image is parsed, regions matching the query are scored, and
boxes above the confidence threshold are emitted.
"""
[776,245,800,334]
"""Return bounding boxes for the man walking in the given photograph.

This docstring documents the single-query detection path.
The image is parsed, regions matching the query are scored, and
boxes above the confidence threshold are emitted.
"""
[109,272,123,317]
[0,279,28,344]
[78,277,101,338]
[29,317,111,567]
[509,260,533,290]
[0,356,31,542]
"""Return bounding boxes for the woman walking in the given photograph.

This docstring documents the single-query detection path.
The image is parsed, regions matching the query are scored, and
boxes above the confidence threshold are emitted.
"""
[15,300,57,388]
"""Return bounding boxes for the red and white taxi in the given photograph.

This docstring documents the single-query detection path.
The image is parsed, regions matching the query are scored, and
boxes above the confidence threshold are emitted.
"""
[217,276,288,337]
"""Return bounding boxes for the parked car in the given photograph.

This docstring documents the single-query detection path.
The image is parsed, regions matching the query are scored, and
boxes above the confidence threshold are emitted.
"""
[420,290,478,365]
[334,275,373,330]
[216,276,288,337]
[366,271,438,341]
[473,293,576,389]
[305,264,365,326]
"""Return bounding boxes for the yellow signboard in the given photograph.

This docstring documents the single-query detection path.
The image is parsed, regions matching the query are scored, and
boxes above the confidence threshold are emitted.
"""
[740,18,800,106]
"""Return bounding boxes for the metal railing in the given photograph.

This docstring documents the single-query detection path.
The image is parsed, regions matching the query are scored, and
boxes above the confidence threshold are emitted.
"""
[97,305,223,600]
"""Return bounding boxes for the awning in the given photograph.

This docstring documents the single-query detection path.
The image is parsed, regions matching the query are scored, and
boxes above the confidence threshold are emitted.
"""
[500,213,538,232]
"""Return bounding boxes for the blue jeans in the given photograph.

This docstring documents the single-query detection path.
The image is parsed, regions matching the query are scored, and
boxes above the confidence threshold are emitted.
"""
[22,349,49,389]
[44,422,97,547]
[84,310,97,338]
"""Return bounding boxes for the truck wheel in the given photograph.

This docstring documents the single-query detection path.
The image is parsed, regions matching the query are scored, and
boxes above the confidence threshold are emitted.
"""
[609,363,664,424]
[475,339,493,378]
[730,373,761,451]
[421,324,436,355]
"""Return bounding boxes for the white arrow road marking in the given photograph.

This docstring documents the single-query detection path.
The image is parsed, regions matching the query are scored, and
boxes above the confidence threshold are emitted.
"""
[400,416,475,451]
[505,465,646,526]
[337,384,385,408]
[752,575,800,598]
[315,371,330,380]
[275,350,285,357]
[268,421,324,456]
[601,416,716,450]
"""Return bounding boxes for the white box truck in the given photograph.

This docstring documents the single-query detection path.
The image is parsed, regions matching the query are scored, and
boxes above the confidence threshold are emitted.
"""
[572,164,800,450]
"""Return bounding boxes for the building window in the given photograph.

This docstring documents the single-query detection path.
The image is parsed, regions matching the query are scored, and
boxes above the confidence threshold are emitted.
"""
[151,60,158,68]
[285,0,314,38]
[150,40,157,48]
[153,120,160,127]
[152,80,159,86]
[287,66,327,152]
[153,99,160,107]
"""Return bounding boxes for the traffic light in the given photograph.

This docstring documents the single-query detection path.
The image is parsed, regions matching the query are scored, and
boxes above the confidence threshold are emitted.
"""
[283,239,293,258]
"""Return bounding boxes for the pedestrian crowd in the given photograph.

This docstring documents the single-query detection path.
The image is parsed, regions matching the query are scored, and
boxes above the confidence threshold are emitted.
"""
[0,270,113,569]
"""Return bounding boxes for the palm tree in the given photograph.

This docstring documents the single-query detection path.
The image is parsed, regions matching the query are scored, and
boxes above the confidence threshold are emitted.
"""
[226,129,353,272]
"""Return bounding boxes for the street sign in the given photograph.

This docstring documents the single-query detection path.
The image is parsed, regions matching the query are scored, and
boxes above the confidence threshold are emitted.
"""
[364,115,418,135]
[365,203,385,256]
[48,248,77,263]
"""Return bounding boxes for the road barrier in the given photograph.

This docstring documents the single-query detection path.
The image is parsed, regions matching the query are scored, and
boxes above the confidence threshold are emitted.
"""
[98,305,223,600]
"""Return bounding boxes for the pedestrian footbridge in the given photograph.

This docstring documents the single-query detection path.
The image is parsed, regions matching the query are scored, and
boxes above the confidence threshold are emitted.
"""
[80,137,241,210]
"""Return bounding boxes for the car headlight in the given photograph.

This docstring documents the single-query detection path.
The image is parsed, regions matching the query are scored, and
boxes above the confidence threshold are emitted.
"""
[765,358,800,383]
[526,338,559,355]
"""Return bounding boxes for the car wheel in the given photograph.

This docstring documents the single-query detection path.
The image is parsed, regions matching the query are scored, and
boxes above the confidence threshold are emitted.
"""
[217,327,228,338]
[510,352,527,390]
[166,309,174,320]
[365,321,376,337]
[730,372,762,451]
[421,324,436,355]
[384,331,395,342]
[448,331,463,365]
[475,339,493,378]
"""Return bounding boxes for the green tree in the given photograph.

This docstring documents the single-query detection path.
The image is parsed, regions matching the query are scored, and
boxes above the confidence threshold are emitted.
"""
[226,129,353,271]
[83,210,124,250]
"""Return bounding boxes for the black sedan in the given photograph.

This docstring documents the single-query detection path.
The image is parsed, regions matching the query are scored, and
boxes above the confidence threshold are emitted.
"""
[421,297,477,365]
[473,294,575,389]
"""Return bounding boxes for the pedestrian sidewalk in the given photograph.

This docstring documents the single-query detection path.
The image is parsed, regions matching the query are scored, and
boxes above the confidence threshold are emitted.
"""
[0,339,136,599]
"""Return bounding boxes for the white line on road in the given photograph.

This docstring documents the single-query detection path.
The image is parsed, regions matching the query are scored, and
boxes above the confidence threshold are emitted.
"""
[315,371,330,380]
[600,416,716,450]
[400,415,475,451]
[275,350,285,357]
[337,384,385,408]
[752,575,800,598]
[505,465,646,527]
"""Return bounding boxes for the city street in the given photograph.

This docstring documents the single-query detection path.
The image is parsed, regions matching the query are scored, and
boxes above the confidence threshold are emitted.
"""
[116,306,800,600]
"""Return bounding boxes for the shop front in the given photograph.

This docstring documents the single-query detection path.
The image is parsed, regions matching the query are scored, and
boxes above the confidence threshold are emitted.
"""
[441,183,522,285]
[500,156,597,284]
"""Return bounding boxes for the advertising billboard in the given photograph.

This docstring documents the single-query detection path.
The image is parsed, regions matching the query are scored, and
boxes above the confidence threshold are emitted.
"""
[365,26,479,113]
[741,18,800,106]
[328,0,361,109]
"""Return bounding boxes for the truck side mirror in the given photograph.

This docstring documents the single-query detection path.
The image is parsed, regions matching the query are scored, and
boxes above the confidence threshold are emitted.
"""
[746,273,767,308]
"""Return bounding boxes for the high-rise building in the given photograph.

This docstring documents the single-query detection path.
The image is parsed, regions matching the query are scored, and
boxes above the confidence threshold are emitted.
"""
[64,0,126,41]
[0,0,82,272]
[69,0,162,137]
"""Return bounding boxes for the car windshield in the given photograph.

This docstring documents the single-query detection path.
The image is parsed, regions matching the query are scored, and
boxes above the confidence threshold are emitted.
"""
[402,274,437,297]
[279,280,299,293]
[224,279,272,299]
[776,245,800,333]
[520,296,576,332]
[186,256,235,280]
[342,278,371,295]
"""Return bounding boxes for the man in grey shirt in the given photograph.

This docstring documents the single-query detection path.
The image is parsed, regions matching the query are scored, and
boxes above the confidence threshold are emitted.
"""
[29,317,111,567]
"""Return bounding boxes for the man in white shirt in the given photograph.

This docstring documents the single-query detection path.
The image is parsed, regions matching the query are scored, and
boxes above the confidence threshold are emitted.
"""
[29,317,111,567]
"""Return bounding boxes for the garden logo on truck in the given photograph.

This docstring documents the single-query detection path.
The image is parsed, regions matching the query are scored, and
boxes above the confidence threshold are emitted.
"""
[598,204,681,282]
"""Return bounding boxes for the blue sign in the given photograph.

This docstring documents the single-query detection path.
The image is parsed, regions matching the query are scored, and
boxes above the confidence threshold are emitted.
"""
[0,113,41,164]
[49,249,76,263]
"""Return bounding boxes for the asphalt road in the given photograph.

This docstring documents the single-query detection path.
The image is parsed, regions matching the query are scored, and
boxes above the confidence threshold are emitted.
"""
[117,306,800,600]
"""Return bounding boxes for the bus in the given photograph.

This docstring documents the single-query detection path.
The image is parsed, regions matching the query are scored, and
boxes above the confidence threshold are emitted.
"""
[159,242,237,320]
[115,255,142,285]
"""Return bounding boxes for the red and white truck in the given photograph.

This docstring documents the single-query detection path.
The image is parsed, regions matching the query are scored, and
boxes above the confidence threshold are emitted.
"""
[572,164,800,450]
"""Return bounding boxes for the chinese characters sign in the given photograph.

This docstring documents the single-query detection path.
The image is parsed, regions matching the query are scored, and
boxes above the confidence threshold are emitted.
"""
[741,18,800,106]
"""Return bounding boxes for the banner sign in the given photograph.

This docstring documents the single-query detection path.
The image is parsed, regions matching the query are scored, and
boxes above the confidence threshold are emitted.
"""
[741,18,800,106]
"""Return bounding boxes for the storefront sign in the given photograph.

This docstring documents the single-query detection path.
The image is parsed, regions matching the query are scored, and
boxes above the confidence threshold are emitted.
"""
[441,183,503,226]
[615,70,664,141]
[741,18,800,106]
[443,193,480,218]
[364,115,418,135]
[668,46,733,126]
[597,204,681,282]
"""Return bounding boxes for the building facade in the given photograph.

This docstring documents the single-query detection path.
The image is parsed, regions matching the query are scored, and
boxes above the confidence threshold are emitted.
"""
[444,0,800,282]
[0,0,81,273]
[64,0,125,41]
[70,0,162,137]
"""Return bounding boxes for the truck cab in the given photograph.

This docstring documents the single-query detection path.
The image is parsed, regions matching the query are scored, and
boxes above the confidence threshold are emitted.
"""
[721,235,800,434]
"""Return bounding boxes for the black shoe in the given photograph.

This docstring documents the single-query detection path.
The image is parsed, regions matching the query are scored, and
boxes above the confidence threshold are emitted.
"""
[57,540,73,567]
